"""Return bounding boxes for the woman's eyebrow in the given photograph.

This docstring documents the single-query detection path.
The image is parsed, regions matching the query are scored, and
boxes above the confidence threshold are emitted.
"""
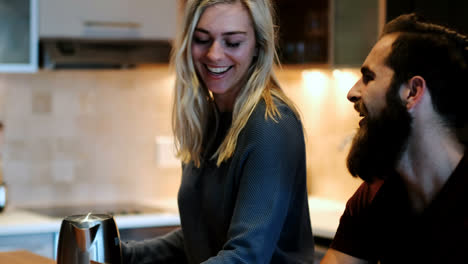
[194,28,247,36]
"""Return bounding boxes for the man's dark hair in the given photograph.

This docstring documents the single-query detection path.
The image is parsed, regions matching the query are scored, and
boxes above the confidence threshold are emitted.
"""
[382,13,468,130]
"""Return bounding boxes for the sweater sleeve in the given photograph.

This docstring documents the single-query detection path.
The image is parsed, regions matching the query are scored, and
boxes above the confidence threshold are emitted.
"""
[121,228,188,264]
[203,107,307,263]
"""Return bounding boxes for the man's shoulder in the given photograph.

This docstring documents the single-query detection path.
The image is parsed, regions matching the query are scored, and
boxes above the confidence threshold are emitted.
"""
[345,179,385,216]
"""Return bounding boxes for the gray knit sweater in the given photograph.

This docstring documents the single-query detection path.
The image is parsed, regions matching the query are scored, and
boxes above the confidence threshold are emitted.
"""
[122,99,315,263]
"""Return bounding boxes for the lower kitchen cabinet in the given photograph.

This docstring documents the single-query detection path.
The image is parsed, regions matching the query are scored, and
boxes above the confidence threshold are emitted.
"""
[119,225,180,242]
[0,226,179,260]
[0,232,56,259]
[120,226,331,263]
[314,236,333,263]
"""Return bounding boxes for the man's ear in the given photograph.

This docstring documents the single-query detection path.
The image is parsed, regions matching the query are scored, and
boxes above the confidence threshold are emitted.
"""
[401,76,426,110]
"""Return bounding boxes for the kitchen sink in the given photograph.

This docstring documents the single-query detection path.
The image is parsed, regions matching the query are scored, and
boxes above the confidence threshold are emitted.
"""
[20,203,166,218]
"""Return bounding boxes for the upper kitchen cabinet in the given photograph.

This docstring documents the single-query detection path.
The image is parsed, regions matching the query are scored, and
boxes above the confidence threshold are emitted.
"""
[387,0,468,35]
[331,0,384,68]
[275,0,383,67]
[276,0,329,64]
[39,0,177,40]
[0,0,38,73]
[331,0,468,68]
[38,0,178,69]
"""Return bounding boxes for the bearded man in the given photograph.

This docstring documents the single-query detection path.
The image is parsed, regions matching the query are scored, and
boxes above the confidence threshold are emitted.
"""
[321,13,468,264]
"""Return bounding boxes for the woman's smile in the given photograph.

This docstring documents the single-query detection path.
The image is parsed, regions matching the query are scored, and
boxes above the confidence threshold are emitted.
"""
[205,65,233,77]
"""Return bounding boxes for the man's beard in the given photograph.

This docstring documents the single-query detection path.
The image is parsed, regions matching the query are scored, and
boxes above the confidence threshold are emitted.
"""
[346,84,413,182]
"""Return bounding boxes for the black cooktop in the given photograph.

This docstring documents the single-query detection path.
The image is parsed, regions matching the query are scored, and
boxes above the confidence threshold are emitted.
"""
[21,203,165,218]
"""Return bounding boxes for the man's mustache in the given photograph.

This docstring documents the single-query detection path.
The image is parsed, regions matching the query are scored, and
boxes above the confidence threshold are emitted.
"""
[354,101,368,117]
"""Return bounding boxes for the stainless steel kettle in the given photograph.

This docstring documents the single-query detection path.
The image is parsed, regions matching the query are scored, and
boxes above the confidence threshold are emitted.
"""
[0,182,6,212]
[56,213,123,264]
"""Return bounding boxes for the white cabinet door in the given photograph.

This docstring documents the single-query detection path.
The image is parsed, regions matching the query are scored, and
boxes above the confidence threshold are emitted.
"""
[40,0,177,40]
[0,0,38,73]
[39,0,129,38]
[126,0,177,40]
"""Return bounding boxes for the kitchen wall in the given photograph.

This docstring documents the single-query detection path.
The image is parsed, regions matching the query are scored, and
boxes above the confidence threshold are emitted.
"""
[0,65,362,207]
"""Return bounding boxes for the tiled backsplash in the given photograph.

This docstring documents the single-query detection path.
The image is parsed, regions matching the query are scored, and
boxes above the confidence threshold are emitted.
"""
[0,65,362,207]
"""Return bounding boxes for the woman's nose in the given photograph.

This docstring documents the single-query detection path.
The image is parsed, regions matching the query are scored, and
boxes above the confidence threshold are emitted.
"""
[206,41,223,61]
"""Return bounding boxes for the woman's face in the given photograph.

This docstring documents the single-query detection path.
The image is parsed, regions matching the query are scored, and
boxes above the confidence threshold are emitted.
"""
[191,1,257,111]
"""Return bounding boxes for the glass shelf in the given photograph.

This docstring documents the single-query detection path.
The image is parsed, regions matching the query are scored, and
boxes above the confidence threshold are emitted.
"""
[0,0,37,73]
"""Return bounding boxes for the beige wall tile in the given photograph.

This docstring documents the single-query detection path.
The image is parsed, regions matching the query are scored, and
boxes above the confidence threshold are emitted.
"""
[1,66,363,206]
[32,90,52,114]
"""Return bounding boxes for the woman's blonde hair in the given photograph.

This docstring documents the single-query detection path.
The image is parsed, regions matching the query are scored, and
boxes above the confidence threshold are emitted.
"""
[172,0,301,167]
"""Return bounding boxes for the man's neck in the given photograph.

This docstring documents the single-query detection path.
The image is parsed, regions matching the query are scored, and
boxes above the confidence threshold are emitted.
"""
[396,128,465,212]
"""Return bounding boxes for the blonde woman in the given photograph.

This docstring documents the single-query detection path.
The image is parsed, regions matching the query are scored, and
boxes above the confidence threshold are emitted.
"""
[122,0,315,263]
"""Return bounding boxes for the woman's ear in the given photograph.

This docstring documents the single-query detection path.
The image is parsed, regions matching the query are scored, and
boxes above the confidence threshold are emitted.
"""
[401,76,426,110]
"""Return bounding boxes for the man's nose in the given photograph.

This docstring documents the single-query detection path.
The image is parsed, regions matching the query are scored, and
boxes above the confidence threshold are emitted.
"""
[347,80,362,103]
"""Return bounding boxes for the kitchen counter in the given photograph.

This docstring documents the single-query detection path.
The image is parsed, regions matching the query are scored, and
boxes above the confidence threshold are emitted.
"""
[0,197,345,239]
[0,209,60,236]
[0,203,180,236]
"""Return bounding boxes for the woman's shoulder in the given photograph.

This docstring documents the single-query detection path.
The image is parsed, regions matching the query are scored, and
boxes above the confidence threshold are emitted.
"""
[235,97,305,158]
[243,98,302,138]
[249,98,299,124]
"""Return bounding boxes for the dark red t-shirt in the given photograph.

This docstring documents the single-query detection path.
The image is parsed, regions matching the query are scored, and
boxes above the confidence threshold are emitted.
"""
[330,154,468,263]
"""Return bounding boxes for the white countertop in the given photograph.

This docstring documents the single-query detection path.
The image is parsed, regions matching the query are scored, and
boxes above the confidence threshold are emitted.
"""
[0,199,181,236]
[308,197,345,239]
[0,197,345,239]
[0,209,60,236]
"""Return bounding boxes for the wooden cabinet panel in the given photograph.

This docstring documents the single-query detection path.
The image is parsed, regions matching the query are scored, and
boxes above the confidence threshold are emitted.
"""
[276,0,329,64]
[0,250,54,264]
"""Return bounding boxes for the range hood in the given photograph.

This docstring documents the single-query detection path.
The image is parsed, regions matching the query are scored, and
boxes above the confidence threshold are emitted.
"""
[38,0,177,69]
[40,38,172,69]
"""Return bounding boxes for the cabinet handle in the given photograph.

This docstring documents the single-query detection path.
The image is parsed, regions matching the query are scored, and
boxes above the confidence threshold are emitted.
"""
[83,21,141,29]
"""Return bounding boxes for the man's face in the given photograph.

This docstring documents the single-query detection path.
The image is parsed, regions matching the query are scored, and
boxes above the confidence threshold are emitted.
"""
[346,34,413,182]
[347,34,397,120]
